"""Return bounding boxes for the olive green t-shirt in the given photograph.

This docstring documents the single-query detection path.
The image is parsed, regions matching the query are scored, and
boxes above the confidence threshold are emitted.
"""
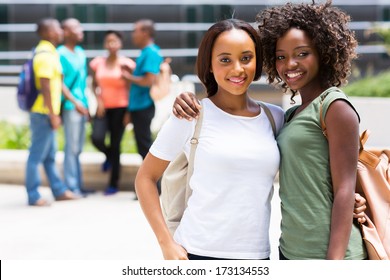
[277,87,366,260]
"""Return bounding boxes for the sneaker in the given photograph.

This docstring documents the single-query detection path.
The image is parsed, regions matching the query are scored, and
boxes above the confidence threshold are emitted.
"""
[104,186,118,195]
[101,159,111,172]
[80,188,96,195]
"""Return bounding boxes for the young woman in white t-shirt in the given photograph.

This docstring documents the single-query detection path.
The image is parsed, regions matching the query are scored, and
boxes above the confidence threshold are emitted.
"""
[135,19,285,260]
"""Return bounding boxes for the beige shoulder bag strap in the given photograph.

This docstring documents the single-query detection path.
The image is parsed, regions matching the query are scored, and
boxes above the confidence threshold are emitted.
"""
[184,106,204,206]
[258,102,277,136]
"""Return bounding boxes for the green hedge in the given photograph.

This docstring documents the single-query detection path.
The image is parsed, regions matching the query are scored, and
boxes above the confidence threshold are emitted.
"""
[0,121,138,153]
[343,70,390,97]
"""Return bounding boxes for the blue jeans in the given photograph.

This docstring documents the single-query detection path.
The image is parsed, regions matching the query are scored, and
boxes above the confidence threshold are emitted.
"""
[62,109,87,194]
[25,113,67,205]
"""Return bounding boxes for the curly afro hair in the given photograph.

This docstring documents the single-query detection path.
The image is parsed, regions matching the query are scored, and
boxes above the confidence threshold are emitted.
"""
[256,0,357,101]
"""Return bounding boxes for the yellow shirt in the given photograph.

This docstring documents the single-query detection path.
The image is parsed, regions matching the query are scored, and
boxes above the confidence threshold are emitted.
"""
[31,40,63,115]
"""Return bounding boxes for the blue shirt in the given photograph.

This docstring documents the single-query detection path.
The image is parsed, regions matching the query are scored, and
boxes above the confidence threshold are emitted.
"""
[129,44,163,111]
[57,45,88,110]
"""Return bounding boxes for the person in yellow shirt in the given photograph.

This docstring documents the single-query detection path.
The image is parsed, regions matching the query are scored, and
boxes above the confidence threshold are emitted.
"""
[25,18,78,206]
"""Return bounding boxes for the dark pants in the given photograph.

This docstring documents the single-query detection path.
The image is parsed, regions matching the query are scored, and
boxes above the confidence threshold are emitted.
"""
[187,253,270,260]
[279,248,289,260]
[91,107,127,188]
[131,104,155,159]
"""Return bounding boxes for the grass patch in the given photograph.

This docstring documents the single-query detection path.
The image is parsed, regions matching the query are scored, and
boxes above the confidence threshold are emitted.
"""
[343,70,390,97]
[0,121,139,153]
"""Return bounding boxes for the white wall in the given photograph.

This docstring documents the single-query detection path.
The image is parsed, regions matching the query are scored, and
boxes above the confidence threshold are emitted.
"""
[349,97,390,148]
[282,95,390,148]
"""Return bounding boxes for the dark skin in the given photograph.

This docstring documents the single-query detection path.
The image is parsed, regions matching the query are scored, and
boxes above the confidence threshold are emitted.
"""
[274,27,358,259]
[40,78,61,130]
[31,19,80,206]
[171,93,367,225]
[121,21,158,126]
[38,19,63,130]
[61,18,89,117]
[326,100,360,258]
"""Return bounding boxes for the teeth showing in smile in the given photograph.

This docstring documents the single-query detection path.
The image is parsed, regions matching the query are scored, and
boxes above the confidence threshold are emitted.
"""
[286,72,303,78]
[229,77,245,83]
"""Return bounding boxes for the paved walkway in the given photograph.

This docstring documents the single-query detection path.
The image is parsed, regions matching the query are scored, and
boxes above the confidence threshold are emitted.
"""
[0,183,282,260]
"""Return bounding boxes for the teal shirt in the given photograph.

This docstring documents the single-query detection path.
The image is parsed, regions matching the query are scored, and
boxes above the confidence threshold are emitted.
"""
[277,87,366,260]
[128,44,163,112]
[57,45,88,110]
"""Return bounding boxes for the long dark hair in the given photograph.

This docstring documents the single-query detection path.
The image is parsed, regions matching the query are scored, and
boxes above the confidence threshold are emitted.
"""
[196,19,263,97]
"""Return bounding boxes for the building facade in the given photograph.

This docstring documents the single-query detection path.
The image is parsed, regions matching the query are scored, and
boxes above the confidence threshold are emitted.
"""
[0,0,389,83]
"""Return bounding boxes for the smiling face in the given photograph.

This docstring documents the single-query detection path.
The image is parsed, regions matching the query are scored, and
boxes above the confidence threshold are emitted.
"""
[211,29,257,97]
[275,27,322,94]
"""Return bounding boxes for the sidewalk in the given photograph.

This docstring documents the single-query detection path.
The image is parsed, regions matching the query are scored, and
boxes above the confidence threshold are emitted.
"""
[0,183,282,260]
[0,184,161,260]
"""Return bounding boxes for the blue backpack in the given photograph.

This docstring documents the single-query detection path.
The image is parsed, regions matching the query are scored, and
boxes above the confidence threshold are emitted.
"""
[17,50,46,111]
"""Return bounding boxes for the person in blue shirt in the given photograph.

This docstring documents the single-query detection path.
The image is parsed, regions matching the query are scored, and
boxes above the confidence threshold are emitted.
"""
[58,18,91,196]
[122,19,163,160]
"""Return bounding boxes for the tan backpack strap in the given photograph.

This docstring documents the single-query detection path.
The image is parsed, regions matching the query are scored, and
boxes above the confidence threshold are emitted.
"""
[184,106,204,205]
[319,94,328,139]
[258,102,277,136]
[359,130,369,149]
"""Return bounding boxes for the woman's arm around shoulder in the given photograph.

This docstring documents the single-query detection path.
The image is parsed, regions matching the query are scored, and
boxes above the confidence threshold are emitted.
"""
[172,92,202,120]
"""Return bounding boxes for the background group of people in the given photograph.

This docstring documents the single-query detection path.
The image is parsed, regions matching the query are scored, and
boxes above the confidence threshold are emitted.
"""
[25,17,165,206]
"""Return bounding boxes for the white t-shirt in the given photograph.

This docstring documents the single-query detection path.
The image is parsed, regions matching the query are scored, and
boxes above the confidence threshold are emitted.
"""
[150,98,284,259]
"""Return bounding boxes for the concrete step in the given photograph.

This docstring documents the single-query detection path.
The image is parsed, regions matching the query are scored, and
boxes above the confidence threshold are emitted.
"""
[0,149,142,191]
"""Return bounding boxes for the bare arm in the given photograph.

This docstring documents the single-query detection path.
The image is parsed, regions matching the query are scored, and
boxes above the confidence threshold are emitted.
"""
[40,77,61,130]
[90,70,105,118]
[122,71,157,87]
[135,153,188,260]
[172,92,202,120]
[62,82,89,116]
[325,100,360,260]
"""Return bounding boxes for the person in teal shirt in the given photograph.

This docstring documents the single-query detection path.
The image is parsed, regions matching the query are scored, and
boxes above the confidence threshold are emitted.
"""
[122,19,163,160]
[58,18,90,196]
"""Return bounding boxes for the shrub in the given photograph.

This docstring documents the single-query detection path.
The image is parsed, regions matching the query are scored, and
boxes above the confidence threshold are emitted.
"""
[343,70,390,97]
[0,121,138,153]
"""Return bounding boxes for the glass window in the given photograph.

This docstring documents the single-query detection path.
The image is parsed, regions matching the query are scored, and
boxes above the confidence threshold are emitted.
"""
[0,5,8,24]
[74,5,88,23]
[202,5,214,22]
[55,5,68,22]
[383,7,390,21]
[220,5,232,19]
[0,5,8,51]
[186,6,197,23]
[93,5,106,23]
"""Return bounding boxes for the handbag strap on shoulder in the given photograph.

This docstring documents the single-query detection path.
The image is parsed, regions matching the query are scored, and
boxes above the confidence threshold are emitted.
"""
[258,101,277,136]
[185,106,204,204]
